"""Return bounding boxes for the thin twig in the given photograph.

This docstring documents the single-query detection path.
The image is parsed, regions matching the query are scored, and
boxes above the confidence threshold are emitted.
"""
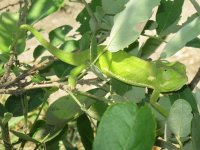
[0,1,20,11]
[0,57,55,89]
[0,123,12,150]
[0,0,29,84]
[0,82,65,95]
[190,0,200,15]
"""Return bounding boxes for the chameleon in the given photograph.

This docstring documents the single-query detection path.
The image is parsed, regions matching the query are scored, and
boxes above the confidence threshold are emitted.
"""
[20,24,188,117]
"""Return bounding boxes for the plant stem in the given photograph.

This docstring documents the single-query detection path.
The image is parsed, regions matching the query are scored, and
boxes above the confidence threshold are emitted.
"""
[190,0,200,15]
[77,90,110,104]
[176,136,183,148]
[0,0,29,84]
[0,123,12,150]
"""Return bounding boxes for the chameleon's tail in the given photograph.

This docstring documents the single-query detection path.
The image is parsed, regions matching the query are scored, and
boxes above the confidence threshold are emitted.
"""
[20,24,89,66]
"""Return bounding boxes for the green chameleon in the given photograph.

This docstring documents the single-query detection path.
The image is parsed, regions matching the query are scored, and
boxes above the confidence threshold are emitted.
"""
[20,24,188,117]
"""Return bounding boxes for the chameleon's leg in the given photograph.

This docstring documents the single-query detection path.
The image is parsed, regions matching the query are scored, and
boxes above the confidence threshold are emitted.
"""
[68,63,88,90]
[150,90,168,117]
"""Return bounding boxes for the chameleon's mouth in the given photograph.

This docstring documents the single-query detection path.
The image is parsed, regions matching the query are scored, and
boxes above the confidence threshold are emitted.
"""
[160,75,188,92]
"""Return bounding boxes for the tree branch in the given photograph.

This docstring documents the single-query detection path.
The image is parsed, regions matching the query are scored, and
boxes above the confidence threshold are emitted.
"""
[0,57,56,89]
[0,0,29,84]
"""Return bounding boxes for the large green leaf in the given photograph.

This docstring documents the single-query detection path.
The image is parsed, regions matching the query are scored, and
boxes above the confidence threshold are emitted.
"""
[10,130,40,144]
[191,114,200,150]
[186,38,200,48]
[5,89,46,117]
[107,0,160,52]
[140,37,163,59]
[45,94,94,126]
[161,16,200,58]
[93,103,156,150]
[87,101,108,120]
[77,114,94,150]
[0,12,25,54]
[167,99,193,137]
[101,0,129,14]
[27,0,64,24]
[52,60,74,78]
[156,0,184,34]
[111,79,145,103]
[169,86,198,113]
[45,126,68,149]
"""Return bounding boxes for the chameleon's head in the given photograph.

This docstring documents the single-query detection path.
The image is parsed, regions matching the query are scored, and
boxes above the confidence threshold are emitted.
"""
[156,61,188,92]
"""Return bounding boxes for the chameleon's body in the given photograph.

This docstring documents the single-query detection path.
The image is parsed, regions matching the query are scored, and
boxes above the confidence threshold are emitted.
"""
[98,50,187,93]
[20,25,188,117]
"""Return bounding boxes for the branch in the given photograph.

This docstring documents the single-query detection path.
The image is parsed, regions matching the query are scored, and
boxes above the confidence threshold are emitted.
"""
[0,0,29,84]
[0,1,20,11]
[0,82,65,95]
[0,77,103,95]
[0,57,56,89]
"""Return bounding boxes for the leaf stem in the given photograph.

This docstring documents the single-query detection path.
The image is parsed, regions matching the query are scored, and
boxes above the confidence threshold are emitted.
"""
[190,0,200,15]
[176,136,183,148]
[0,122,12,150]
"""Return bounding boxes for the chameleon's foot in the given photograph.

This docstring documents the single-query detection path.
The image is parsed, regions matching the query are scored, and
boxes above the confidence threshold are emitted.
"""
[150,90,168,118]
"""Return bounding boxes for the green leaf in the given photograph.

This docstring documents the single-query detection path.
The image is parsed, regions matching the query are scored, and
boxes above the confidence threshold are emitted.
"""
[93,103,156,150]
[45,94,94,126]
[102,0,129,14]
[27,0,65,24]
[194,88,200,112]
[161,16,200,58]
[169,86,198,113]
[0,12,25,54]
[167,99,193,137]
[111,79,145,103]
[77,114,94,150]
[124,41,139,56]
[33,45,45,59]
[31,74,46,83]
[10,130,40,144]
[52,60,74,78]
[191,114,200,150]
[79,32,91,51]
[76,1,101,34]
[186,38,200,48]
[87,101,108,120]
[2,112,13,124]
[49,25,72,46]
[59,40,79,52]
[140,38,163,59]
[89,6,113,32]
[5,89,46,117]
[107,0,160,52]
[0,103,7,118]
[46,126,68,149]
[29,120,46,137]
[183,141,193,150]
[0,53,10,63]
[156,0,184,34]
